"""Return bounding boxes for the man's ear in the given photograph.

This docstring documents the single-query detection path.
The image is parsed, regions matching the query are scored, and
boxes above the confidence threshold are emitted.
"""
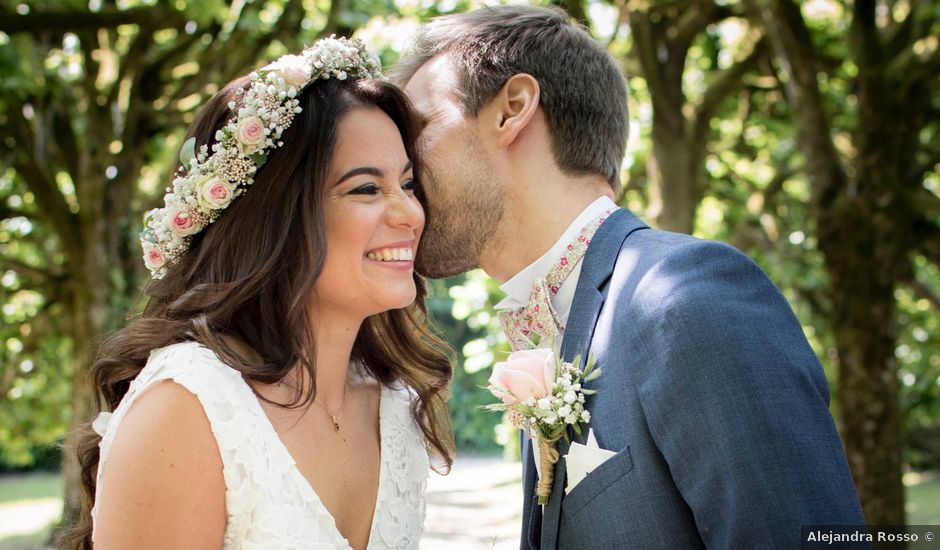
[491,74,540,148]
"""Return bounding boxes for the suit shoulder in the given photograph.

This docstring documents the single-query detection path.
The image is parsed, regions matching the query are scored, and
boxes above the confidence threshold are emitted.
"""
[610,230,773,316]
[623,228,754,267]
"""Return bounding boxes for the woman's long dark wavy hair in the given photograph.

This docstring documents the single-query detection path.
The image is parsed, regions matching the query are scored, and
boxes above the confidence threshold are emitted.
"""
[61,74,455,549]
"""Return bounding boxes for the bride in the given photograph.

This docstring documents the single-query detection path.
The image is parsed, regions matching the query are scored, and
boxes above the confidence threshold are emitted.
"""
[63,37,453,549]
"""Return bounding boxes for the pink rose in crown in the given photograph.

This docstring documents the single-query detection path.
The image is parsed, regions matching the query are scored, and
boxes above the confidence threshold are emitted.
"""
[488,348,556,405]
[166,204,203,237]
[198,176,236,210]
[142,242,166,271]
[236,116,266,152]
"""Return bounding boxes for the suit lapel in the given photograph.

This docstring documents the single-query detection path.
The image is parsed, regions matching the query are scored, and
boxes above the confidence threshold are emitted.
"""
[537,208,648,549]
[521,430,541,549]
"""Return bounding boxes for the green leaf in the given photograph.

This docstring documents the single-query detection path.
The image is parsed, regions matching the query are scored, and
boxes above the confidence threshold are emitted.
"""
[179,137,196,170]
[571,353,582,369]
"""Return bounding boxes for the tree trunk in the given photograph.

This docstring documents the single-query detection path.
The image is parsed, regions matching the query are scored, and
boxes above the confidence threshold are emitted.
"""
[822,22,926,523]
[61,286,101,525]
[753,0,931,525]
[626,2,762,234]
[646,133,703,234]
[821,201,906,525]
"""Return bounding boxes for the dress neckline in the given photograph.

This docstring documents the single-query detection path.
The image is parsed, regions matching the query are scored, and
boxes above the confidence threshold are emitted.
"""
[244,380,387,550]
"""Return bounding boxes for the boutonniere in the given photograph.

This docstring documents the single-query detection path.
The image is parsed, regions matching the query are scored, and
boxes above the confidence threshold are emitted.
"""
[485,348,600,505]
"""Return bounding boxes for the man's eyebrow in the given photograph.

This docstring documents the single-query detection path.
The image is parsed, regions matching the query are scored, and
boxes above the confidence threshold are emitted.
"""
[334,166,383,186]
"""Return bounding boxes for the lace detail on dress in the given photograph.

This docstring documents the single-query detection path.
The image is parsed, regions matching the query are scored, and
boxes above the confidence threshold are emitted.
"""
[371,383,430,548]
[91,341,429,549]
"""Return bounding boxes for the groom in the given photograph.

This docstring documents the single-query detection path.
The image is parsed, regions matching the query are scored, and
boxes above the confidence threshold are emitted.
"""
[395,5,866,549]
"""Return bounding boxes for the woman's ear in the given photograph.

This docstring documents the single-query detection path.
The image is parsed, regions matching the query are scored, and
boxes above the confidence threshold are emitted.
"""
[491,74,540,148]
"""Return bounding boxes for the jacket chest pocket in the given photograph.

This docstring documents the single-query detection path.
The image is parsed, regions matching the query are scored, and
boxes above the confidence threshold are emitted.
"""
[560,445,635,522]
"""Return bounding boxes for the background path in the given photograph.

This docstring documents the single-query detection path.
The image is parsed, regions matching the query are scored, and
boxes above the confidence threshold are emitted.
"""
[421,457,523,550]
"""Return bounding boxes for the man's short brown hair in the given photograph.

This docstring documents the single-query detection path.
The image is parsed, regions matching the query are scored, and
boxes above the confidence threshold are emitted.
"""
[392,5,629,193]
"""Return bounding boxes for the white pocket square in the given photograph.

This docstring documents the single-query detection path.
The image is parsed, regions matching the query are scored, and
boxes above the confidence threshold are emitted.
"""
[564,429,616,495]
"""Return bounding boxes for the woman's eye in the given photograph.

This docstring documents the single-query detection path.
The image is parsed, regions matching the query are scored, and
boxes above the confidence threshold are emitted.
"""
[401,179,418,193]
[350,183,379,195]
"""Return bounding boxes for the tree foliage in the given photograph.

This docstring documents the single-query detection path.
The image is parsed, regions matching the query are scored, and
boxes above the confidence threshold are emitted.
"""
[610,0,940,524]
[0,0,347,522]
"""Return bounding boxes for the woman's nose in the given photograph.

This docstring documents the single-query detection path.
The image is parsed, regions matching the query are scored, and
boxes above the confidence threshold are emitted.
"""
[388,192,425,230]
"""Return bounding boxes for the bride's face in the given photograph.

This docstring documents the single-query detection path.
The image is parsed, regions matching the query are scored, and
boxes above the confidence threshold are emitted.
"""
[312,106,424,320]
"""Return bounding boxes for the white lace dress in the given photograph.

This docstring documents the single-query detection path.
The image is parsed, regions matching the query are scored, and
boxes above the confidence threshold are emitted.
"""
[91,341,430,549]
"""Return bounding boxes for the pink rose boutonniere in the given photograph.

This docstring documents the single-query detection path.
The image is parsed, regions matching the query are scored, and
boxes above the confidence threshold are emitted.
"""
[486,348,600,505]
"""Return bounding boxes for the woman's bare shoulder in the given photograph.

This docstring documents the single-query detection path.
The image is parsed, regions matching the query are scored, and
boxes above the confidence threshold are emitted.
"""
[94,380,226,549]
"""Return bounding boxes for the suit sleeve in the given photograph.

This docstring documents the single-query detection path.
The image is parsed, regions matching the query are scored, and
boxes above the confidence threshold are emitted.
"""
[630,240,866,548]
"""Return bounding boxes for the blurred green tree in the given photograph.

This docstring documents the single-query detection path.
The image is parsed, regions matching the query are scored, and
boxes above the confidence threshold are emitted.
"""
[599,0,940,525]
[0,0,346,525]
[748,0,939,525]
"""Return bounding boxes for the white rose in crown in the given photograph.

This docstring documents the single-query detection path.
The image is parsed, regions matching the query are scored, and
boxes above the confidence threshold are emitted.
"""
[198,175,236,211]
[486,348,599,505]
[267,54,312,88]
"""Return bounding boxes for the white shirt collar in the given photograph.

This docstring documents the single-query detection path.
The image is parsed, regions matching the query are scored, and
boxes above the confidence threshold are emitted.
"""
[495,196,618,326]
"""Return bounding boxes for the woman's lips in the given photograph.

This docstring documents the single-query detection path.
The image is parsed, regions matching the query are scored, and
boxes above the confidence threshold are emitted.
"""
[365,240,416,271]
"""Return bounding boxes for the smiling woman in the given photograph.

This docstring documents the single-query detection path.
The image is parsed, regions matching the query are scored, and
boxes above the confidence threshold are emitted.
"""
[316,107,426,319]
[61,37,453,550]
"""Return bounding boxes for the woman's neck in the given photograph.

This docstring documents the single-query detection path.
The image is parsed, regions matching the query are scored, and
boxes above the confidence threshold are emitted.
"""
[310,312,363,410]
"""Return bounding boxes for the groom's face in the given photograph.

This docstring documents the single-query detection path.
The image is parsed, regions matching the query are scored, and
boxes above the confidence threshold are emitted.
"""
[405,55,504,279]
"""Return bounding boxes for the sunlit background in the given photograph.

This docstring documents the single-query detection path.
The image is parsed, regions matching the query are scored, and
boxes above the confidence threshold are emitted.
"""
[0,0,938,548]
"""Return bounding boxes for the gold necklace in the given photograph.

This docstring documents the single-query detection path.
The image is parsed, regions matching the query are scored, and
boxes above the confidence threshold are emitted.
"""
[313,394,346,432]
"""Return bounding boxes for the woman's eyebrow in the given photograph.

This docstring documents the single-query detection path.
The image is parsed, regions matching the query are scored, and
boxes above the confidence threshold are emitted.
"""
[334,166,383,186]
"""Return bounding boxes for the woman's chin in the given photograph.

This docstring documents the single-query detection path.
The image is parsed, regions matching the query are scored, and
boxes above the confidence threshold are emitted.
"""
[370,287,417,314]
[390,290,418,310]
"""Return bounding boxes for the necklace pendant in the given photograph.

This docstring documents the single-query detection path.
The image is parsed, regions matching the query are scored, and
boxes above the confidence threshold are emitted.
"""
[331,415,340,432]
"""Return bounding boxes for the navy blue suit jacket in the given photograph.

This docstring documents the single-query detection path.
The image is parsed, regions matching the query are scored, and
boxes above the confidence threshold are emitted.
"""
[519,208,866,549]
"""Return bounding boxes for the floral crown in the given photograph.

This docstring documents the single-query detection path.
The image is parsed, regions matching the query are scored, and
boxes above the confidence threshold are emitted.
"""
[140,36,382,279]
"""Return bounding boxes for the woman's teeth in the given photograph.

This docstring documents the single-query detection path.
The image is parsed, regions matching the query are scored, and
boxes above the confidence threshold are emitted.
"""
[367,248,414,261]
